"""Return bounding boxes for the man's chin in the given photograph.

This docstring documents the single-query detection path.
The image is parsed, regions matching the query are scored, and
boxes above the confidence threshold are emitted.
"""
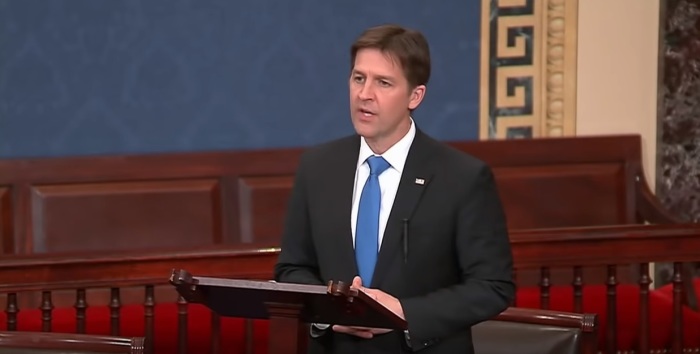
[351,120,373,134]
[352,126,376,139]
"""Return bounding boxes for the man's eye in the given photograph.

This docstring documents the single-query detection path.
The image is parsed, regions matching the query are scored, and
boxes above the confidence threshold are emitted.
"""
[379,80,391,87]
[354,76,364,83]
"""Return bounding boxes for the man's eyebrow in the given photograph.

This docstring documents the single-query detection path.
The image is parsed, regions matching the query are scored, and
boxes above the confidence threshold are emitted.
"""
[374,74,395,81]
[351,70,395,81]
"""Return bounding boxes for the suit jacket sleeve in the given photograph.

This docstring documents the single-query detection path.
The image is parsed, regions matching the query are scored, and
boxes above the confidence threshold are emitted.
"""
[274,153,324,285]
[400,163,515,346]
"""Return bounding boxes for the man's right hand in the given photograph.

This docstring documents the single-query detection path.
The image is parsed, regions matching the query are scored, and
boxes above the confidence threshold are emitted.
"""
[331,276,393,339]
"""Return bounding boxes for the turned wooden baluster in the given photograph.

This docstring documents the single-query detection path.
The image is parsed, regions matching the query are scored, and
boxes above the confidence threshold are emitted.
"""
[638,263,651,354]
[75,289,88,334]
[540,267,551,310]
[672,262,684,354]
[110,288,121,336]
[41,291,53,332]
[5,293,18,331]
[606,265,618,354]
[211,312,221,354]
[572,266,583,313]
[144,285,155,354]
[511,269,518,307]
[178,295,188,354]
[245,319,254,354]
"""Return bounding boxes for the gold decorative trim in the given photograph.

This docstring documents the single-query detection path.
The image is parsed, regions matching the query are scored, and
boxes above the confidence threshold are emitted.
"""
[480,0,578,139]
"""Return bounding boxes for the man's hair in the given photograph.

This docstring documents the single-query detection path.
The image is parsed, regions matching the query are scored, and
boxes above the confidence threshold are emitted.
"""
[350,24,431,89]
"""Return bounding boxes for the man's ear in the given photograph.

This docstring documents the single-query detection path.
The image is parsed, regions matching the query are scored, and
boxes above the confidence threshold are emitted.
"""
[408,85,426,110]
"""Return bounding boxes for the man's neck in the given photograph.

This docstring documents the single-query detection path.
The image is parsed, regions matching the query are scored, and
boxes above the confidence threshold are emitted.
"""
[365,119,412,155]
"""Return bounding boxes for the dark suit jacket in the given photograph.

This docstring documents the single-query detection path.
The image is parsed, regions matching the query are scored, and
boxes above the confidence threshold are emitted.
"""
[274,129,514,354]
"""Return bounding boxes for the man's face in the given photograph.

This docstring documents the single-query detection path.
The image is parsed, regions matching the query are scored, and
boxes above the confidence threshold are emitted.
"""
[349,48,425,148]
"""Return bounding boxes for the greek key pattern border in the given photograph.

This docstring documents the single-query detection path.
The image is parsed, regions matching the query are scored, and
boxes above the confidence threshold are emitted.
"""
[479,0,578,139]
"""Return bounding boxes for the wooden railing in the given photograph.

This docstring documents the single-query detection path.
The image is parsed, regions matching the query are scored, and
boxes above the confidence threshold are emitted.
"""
[0,224,697,354]
[0,331,145,354]
[511,224,700,354]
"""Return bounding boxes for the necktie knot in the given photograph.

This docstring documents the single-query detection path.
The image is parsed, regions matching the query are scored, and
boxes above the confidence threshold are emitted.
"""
[367,156,390,176]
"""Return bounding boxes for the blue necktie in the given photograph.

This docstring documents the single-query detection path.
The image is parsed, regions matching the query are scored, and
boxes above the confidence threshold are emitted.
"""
[355,155,391,286]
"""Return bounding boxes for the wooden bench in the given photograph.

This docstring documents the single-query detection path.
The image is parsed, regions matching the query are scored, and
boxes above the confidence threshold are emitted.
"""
[0,134,686,254]
[0,133,698,353]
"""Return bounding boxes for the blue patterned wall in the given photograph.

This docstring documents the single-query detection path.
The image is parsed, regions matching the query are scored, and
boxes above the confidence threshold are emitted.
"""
[0,0,481,158]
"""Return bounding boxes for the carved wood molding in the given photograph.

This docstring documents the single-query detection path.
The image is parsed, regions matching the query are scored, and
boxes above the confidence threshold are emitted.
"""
[479,0,578,139]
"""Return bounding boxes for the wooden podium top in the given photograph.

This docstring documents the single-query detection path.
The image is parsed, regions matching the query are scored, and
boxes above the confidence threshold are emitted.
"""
[170,269,407,330]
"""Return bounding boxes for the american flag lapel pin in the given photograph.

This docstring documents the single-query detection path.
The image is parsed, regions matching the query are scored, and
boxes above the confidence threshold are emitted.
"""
[415,178,425,185]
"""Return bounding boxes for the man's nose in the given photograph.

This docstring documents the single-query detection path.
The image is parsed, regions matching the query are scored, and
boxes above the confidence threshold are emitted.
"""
[358,82,374,100]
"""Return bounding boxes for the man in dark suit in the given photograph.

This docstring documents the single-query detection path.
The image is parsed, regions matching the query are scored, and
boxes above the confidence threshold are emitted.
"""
[274,23,514,354]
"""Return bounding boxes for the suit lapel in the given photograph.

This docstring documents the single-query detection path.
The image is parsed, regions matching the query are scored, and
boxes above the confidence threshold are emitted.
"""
[371,130,436,288]
[326,137,361,280]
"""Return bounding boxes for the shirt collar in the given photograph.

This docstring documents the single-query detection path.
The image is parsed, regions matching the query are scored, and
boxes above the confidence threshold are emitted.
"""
[357,117,416,173]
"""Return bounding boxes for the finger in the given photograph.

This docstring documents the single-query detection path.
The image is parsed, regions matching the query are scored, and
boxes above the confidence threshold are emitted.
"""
[332,325,370,331]
[369,328,393,335]
[332,325,373,339]
[332,327,372,339]
[352,276,363,289]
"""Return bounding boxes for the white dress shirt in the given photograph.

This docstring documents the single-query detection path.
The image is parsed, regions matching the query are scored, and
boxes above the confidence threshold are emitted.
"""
[351,118,416,250]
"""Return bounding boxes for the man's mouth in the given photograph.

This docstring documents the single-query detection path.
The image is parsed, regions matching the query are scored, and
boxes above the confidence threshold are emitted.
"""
[359,108,375,117]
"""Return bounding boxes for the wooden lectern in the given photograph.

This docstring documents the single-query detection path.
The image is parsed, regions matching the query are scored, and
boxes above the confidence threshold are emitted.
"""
[169,269,407,354]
